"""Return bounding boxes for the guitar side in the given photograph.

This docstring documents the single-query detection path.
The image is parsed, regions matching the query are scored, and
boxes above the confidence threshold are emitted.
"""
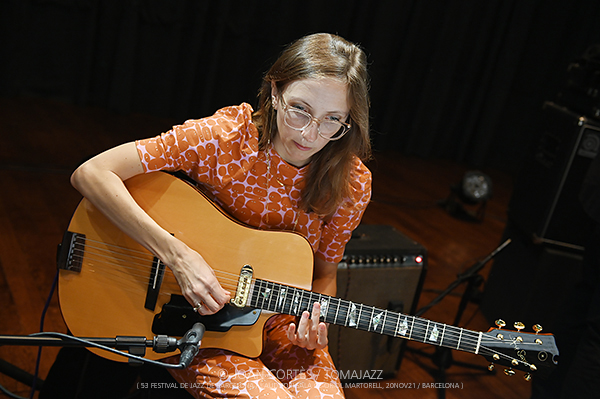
[58,172,315,362]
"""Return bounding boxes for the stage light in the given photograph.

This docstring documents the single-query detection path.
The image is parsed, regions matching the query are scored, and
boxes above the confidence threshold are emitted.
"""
[440,171,493,222]
[460,171,493,204]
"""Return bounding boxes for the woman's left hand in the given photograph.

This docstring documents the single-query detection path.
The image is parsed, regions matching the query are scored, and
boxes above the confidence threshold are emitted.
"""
[286,302,328,350]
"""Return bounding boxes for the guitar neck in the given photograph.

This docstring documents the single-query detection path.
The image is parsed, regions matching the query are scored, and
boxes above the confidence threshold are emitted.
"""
[248,278,484,356]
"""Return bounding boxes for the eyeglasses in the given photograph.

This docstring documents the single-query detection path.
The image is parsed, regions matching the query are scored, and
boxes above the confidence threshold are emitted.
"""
[279,96,351,141]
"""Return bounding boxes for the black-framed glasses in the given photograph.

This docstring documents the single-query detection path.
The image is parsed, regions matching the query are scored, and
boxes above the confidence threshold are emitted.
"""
[279,96,351,141]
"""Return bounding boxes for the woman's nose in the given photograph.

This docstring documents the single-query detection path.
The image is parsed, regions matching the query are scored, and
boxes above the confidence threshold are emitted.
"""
[301,120,319,142]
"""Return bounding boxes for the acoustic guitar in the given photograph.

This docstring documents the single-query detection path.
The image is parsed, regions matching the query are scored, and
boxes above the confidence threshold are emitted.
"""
[57,172,558,379]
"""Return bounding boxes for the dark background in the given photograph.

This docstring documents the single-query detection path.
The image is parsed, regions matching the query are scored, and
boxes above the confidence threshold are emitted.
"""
[2,0,600,173]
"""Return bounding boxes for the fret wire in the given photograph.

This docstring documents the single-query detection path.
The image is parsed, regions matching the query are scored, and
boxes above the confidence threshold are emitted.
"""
[256,280,262,308]
[345,301,351,327]
[259,280,267,309]
[258,281,264,309]
[339,299,350,326]
[298,287,305,315]
[292,287,300,315]
[382,311,394,335]
[262,281,270,311]
[410,318,422,342]
[282,285,293,315]
[249,280,499,352]
[303,291,309,314]
[381,310,388,334]
[250,280,261,308]
[299,289,308,314]
[441,324,446,346]
[367,306,374,331]
[333,298,341,325]
[268,281,276,311]
[475,332,483,355]
[276,285,285,312]
[310,291,317,313]
[324,297,335,324]
[264,281,270,311]
[357,304,364,329]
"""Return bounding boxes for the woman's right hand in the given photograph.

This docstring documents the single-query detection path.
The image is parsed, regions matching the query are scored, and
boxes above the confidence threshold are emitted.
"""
[164,238,231,315]
[71,141,230,315]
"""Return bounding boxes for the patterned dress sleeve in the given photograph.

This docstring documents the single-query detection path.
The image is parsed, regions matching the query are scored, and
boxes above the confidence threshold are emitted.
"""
[135,103,259,188]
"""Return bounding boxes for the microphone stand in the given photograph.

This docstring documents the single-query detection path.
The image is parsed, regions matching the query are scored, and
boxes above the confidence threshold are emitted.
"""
[0,323,205,392]
[407,239,511,399]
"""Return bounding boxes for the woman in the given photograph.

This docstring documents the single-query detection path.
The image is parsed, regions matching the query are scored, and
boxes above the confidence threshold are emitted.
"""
[71,32,372,398]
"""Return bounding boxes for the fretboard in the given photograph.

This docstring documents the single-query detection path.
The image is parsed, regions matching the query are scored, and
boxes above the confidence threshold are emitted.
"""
[249,279,484,355]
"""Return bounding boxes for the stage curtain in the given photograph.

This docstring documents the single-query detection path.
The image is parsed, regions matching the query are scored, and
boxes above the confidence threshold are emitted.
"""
[2,0,600,170]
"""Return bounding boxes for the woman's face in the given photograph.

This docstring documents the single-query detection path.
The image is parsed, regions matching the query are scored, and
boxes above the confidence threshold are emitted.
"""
[272,77,349,168]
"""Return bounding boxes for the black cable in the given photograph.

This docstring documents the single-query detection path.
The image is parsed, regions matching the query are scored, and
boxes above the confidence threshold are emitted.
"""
[0,383,28,399]
[27,332,184,370]
[28,271,58,398]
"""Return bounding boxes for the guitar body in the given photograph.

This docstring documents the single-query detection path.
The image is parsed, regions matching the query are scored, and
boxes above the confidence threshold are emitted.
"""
[57,172,559,380]
[58,172,314,362]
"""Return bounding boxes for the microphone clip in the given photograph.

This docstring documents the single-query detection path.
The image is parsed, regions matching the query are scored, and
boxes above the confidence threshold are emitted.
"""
[177,322,205,368]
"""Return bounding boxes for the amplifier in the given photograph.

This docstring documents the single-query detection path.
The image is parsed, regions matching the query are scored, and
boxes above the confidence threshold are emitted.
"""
[508,102,599,250]
[328,224,427,380]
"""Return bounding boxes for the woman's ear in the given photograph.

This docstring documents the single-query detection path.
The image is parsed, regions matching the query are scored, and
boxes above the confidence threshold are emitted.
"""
[270,81,278,96]
[271,81,278,109]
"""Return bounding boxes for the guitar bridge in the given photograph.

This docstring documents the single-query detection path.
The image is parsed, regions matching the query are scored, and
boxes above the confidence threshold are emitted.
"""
[232,265,253,307]
[57,231,85,272]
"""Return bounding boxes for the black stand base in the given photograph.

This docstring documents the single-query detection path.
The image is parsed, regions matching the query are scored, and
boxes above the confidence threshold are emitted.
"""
[406,345,494,399]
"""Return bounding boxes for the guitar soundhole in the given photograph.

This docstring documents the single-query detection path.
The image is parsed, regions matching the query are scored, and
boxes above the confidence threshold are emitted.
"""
[151,295,261,336]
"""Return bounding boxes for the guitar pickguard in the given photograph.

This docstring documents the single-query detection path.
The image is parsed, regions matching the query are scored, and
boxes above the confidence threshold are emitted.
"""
[151,295,261,336]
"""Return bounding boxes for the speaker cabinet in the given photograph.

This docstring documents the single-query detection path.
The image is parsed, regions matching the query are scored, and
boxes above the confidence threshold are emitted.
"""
[480,223,584,333]
[328,224,427,380]
[508,101,600,251]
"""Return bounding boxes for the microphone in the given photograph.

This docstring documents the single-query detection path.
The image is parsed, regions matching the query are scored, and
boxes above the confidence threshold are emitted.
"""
[178,322,205,368]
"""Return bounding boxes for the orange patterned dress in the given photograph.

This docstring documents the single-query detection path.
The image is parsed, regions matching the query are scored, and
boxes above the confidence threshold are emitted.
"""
[136,103,371,398]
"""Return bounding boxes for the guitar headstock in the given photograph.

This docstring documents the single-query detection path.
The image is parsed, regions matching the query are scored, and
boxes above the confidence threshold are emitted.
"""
[480,320,558,381]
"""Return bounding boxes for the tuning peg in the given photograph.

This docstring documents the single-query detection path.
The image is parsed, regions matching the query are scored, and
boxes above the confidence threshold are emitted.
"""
[524,373,532,382]
[504,368,516,377]
[533,324,543,334]
[488,363,495,371]
[514,321,525,331]
[495,319,506,329]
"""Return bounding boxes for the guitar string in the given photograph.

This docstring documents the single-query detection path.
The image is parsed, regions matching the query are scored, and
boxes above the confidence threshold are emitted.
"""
[249,281,521,350]
[69,250,241,294]
[250,283,544,368]
[66,240,546,366]
[65,256,242,306]
[68,242,534,359]
[70,240,243,287]
[69,250,240,293]
[250,278,550,365]
[71,239,242,281]
[251,283,544,368]
[68,257,542,369]
[70,242,518,352]
[74,238,251,283]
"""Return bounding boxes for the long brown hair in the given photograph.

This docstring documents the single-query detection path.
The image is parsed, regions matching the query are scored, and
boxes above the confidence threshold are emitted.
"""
[253,33,371,220]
